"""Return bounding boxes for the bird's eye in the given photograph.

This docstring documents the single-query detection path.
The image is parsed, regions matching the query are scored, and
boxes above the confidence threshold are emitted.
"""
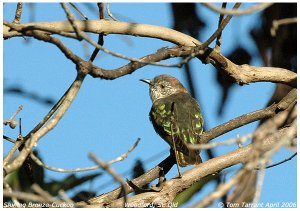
[160,84,165,89]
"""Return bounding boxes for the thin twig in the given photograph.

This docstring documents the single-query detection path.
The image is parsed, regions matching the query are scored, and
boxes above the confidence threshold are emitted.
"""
[60,5,178,67]
[30,153,101,173]
[19,118,22,137]
[188,133,252,150]
[271,17,297,37]
[84,90,295,206]
[3,21,82,67]
[84,91,295,206]
[4,75,85,176]
[23,83,70,140]
[173,49,205,68]
[89,153,128,208]
[199,104,277,144]
[83,126,293,207]
[108,138,141,165]
[201,3,241,49]
[9,105,23,122]
[61,3,83,40]
[189,112,293,150]
[4,20,297,86]
[3,105,23,129]
[215,2,227,51]
[3,135,16,143]
[98,3,105,19]
[107,3,118,21]
[89,3,105,62]
[178,3,241,62]
[256,152,297,170]
[193,121,296,208]
[5,19,178,67]
[13,2,23,24]
[202,3,273,16]
[30,138,140,172]
[94,148,169,192]
[69,3,88,20]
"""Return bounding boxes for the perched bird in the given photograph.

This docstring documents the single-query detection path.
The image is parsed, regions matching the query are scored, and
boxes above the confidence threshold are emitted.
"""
[140,75,204,167]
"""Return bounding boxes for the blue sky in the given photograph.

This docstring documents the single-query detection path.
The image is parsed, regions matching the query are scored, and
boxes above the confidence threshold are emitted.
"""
[3,2,297,207]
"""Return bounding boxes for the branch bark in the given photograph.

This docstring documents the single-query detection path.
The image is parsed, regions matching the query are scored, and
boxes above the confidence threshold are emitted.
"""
[3,74,85,176]
[78,88,296,207]
[3,20,297,87]
[84,126,294,207]
[3,20,200,46]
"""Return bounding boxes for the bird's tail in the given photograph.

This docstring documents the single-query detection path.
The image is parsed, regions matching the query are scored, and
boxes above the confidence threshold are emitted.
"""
[176,150,202,167]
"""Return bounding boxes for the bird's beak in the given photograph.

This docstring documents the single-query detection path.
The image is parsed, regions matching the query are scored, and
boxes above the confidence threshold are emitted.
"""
[140,79,152,86]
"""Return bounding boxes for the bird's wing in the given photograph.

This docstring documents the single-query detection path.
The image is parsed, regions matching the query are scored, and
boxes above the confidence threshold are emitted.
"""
[150,93,204,150]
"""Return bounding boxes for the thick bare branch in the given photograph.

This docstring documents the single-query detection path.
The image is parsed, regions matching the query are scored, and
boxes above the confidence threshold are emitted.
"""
[205,49,297,87]
[190,88,296,150]
[80,88,295,207]
[3,20,200,46]
[4,20,296,87]
[198,103,278,145]
[100,126,295,208]
[81,154,175,207]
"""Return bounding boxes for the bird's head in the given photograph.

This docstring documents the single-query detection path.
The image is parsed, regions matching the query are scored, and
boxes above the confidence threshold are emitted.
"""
[140,75,188,102]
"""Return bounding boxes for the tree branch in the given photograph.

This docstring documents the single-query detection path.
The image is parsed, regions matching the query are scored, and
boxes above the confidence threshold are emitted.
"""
[202,49,297,87]
[12,3,23,24]
[201,3,240,49]
[4,20,297,87]
[202,3,273,16]
[101,126,295,208]
[80,154,175,207]
[4,74,85,176]
[89,153,128,208]
[29,138,140,173]
[190,88,296,149]
[79,88,296,207]
[258,152,297,170]
[3,20,200,46]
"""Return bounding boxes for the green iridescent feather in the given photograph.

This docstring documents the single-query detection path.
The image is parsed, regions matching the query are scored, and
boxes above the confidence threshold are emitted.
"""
[150,92,204,167]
